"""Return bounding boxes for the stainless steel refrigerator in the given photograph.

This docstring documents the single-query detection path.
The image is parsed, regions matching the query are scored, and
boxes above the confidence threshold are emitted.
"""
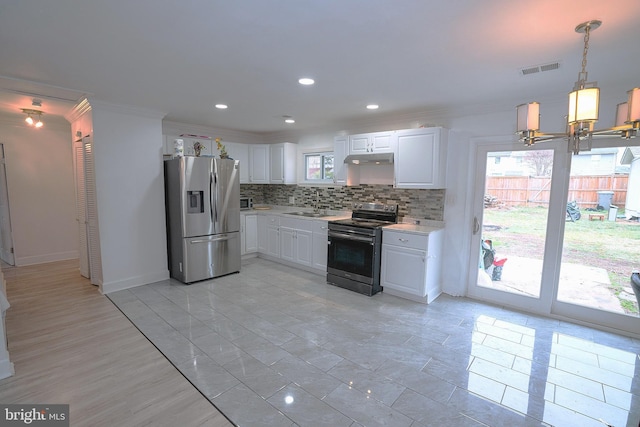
[164,156,241,283]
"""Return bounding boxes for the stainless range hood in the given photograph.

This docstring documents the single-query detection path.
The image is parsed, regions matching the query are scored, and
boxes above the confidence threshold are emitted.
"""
[343,153,394,165]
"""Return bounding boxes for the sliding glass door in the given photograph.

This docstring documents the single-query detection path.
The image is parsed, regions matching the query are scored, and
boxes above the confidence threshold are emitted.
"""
[468,138,640,336]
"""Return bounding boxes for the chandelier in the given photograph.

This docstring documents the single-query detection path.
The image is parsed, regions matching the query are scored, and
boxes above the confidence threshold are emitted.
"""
[516,20,639,154]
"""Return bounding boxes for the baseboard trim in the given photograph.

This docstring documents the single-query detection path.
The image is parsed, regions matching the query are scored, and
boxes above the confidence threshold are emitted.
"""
[15,251,79,266]
[100,270,170,294]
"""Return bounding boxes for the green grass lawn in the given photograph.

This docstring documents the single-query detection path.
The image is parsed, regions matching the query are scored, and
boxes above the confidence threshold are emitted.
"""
[483,206,640,314]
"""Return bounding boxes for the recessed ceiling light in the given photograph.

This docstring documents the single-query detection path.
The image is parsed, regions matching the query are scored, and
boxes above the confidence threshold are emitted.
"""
[298,78,315,85]
[366,104,379,110]
[215,104,228,109]
[285,118,295,124]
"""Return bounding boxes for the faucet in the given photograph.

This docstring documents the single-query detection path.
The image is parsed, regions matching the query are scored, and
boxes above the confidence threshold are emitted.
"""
[314,191,320,213]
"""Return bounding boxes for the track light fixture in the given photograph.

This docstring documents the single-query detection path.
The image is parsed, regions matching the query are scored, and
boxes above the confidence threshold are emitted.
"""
[21,108,44,129]
[516,20,639,154]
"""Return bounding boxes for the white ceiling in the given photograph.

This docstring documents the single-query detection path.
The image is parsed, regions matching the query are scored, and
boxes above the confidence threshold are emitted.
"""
[1,0,639,134]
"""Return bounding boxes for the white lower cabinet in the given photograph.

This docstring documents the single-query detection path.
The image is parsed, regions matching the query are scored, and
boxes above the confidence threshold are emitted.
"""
[381,229,443,303]
[311,220,329,271]
[279,217,312,267]
[241,213,258,255]
[258,215,280,258]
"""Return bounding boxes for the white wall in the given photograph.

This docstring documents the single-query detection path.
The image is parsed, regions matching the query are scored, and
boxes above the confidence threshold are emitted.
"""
[0,117,78,265]
[90,101,169,293]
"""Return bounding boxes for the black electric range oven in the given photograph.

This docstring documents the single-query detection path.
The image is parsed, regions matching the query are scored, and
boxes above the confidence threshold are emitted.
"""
[327,203,398,296]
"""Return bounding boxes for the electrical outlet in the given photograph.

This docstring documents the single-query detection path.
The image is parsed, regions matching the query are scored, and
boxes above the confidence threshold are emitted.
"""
[289,196,295,204]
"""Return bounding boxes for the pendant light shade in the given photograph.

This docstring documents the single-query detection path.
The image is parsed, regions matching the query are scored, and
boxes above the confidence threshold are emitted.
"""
[615,102,629,127]
[568,87,599,124]
[628,87,640,122]
[516,102,540,132]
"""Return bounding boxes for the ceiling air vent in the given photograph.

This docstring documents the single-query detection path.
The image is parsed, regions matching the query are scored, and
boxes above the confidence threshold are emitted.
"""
[520,61,560,76]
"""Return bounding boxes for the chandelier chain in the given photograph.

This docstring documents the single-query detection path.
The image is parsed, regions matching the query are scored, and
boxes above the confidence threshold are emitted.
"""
[580,25,590,81]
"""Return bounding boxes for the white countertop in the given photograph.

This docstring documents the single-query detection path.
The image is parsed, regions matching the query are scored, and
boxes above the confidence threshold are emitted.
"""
[243,207,444,231]
[383,223,443,235]
[241,206,351,221]
[384,218,445,235]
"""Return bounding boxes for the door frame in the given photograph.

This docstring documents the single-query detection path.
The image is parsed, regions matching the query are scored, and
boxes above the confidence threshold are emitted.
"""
[467,135,640,338]
[466,136,570,316]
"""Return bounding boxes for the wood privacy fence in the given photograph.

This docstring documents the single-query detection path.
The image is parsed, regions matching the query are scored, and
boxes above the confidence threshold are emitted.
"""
[485,175,628,208]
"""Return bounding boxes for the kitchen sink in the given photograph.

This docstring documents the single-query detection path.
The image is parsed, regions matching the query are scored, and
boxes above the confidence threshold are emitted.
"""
[284,211,326,218]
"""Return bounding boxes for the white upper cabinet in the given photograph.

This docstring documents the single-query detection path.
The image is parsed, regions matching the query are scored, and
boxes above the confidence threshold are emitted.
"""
[333,136,348,186]
[225,142,249,183]
[270,142,297,184]
[394,127,447,189]
[249,144,270,184]
[349,131,394,154]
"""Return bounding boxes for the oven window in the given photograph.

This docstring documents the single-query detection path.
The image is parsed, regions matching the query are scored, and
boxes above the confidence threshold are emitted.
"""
[328,236,374,277]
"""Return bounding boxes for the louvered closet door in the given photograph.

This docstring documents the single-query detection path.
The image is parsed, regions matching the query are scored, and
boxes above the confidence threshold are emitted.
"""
[83,138,103,286]
[74,142,90,278]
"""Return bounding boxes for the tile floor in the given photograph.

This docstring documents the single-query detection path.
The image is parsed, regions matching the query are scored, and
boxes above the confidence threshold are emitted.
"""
[108,258,640,427]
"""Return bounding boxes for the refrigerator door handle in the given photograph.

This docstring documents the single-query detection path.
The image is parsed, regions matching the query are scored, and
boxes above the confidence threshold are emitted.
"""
[209,172,215,226]
[190,234,233,244]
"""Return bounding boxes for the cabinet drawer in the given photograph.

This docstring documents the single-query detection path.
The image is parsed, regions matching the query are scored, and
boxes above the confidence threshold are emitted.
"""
[266,215,280,226]
[383,230,428,250]
[279,216,300,229]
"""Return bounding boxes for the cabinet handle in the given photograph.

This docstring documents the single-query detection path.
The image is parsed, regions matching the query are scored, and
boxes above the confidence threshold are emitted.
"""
[398,238,409,242]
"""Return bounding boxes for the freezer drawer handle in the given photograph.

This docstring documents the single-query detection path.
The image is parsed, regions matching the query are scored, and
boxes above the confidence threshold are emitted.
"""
[190,234,233,244]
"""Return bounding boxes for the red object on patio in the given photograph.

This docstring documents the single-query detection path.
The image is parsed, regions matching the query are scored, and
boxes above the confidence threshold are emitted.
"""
[493,258,507,267]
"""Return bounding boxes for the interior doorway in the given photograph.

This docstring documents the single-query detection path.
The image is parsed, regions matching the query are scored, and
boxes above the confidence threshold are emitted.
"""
[0,144,14,266]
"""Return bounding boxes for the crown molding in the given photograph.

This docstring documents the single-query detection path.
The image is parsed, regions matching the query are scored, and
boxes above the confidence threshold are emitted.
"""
[64,98,92,123]
[162,120,265,144]
[86,98,166,120]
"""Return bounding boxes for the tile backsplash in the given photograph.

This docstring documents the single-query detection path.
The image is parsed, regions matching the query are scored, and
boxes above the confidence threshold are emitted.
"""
[240,184,445,221]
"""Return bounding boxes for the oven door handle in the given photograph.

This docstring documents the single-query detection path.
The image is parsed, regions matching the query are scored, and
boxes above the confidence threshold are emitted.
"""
[328,231,375,244]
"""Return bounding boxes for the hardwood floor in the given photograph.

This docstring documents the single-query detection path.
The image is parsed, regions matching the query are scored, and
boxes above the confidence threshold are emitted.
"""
[0,260,233,427]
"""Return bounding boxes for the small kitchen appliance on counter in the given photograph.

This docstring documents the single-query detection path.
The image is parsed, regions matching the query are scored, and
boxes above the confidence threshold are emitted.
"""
[327,202,398,296]
[240,196,253,210]
[164,156,241,283]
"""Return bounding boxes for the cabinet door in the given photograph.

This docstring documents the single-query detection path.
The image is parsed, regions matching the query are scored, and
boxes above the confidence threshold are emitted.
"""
[371,132,392,152]
[395,128,443,189]
[266,226,280,257]
[270,144,285,184]
[349,134,369,153]
[312,221,328,271]
[225,142,249,183]
[257,215,268,253]
[245,214,258,253]
[270,142,296,184]
[333,136,348,185]
[295,229,312,267]
[280,227,296,262]
[249,144,270,183]
[381,245,426,297]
